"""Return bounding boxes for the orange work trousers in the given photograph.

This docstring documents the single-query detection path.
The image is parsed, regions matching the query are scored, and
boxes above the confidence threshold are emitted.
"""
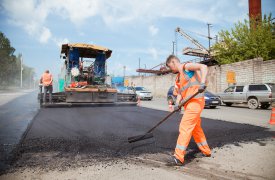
[174,98,211,163]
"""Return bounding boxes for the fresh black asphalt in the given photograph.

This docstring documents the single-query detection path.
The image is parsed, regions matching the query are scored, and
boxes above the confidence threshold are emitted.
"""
[19,105,274,158]
[1,94,274,174]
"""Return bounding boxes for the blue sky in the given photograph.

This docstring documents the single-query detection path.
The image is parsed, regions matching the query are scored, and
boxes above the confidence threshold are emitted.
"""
[0,0,274,79]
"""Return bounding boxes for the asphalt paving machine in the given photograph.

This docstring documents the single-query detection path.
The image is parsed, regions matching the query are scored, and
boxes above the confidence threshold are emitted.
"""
[39,43,137,107]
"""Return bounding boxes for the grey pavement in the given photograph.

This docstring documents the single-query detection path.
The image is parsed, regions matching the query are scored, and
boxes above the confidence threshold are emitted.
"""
[1,94,275,179]
[9,97,275,179]
[140,98,275,129]
[0,90,39,172]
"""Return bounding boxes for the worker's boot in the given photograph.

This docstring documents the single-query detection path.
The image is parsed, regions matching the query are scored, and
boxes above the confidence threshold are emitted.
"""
[166,155,184,166]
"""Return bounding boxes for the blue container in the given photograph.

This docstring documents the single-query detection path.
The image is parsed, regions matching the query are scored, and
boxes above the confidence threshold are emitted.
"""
[111,77,124,87]
[68,48,79,69]
[94,53,106,77]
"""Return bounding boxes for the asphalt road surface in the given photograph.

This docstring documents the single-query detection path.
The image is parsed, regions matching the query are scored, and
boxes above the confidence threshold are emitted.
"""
[0,90,38,173]
[1,93,275,179]
[18,105,274,154]
[141,98,274,128]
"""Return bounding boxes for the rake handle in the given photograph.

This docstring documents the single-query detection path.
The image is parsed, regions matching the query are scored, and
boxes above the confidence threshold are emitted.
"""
[145,91,200,134]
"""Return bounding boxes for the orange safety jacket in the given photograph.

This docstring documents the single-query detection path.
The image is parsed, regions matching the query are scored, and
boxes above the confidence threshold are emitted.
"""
[175,65,204,103]
[41,73,53,86]
[173,75,180,96]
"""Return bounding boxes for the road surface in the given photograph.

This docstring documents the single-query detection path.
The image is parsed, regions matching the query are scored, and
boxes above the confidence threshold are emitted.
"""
[140,98,274,128]
[0,90,38,173]
[1,95,275,179]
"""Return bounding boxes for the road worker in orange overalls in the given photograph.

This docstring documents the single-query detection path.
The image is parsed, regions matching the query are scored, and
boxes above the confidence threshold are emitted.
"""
[166,55,211,166]
[40,70,53,104]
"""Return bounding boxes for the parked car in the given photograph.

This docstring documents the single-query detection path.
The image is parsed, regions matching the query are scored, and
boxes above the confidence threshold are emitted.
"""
[218,83,274,109]
[167,86,177,105]
[204,91,221,108]
[114,86,137,102]
[116,86,135,94]
[167,86,221,108]
[134,86,153,100]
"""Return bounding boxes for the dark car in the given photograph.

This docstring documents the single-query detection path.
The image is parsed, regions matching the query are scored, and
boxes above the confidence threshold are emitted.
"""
[167,86,221,109]
[204,91,221,108]
[167,86,177,105]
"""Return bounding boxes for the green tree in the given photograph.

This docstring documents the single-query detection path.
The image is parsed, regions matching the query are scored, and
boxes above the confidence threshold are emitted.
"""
[213,14,275,64]
[0,32,17,86]
[0,32,35,88]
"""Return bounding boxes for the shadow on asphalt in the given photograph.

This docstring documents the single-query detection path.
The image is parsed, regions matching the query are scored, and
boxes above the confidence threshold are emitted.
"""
[4,105,275,173]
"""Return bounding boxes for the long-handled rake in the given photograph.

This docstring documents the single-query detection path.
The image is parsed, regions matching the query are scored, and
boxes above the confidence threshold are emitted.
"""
[128,91,200,143]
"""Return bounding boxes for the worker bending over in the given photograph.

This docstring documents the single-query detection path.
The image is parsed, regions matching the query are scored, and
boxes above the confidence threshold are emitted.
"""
[40,70,53,104]
[166,55,211,166]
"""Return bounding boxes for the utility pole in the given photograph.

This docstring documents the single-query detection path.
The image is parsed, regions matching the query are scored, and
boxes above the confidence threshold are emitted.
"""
[144,64,146,77]
[138,58,141,76]
[174,31,178,56]
[172,41,176,55]
[20,55,23,88]
[207,23,212,53]
[123,66,126,77]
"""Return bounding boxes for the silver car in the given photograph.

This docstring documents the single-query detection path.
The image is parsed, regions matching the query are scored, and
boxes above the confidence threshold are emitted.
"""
[134,87,153,100]
[218,83,274,109]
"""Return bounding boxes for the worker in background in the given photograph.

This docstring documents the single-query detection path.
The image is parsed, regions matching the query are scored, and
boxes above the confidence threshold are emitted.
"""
[40,70,53,104]
[166,55,211,166]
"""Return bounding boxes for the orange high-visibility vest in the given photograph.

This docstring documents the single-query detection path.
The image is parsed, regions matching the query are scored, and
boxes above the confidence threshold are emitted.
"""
[173,75,181,96]
[42,73,53,86]
[175,66,204,102]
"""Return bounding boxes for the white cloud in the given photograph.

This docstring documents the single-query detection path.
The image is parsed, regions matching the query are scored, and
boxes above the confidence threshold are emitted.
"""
[149,25,159,36]
[148,47,158,60]
[1,0,99,43]
[48,0,99,25]
[97,0,248,26]
[1,0,248,43]
[2,0,48,40]
[53,37,69,48]
[39,27,52,43]
[2,0,248,26]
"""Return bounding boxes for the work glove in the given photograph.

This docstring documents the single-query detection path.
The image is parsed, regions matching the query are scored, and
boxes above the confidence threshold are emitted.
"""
[174,102,182,112]
[198,83,207,93]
